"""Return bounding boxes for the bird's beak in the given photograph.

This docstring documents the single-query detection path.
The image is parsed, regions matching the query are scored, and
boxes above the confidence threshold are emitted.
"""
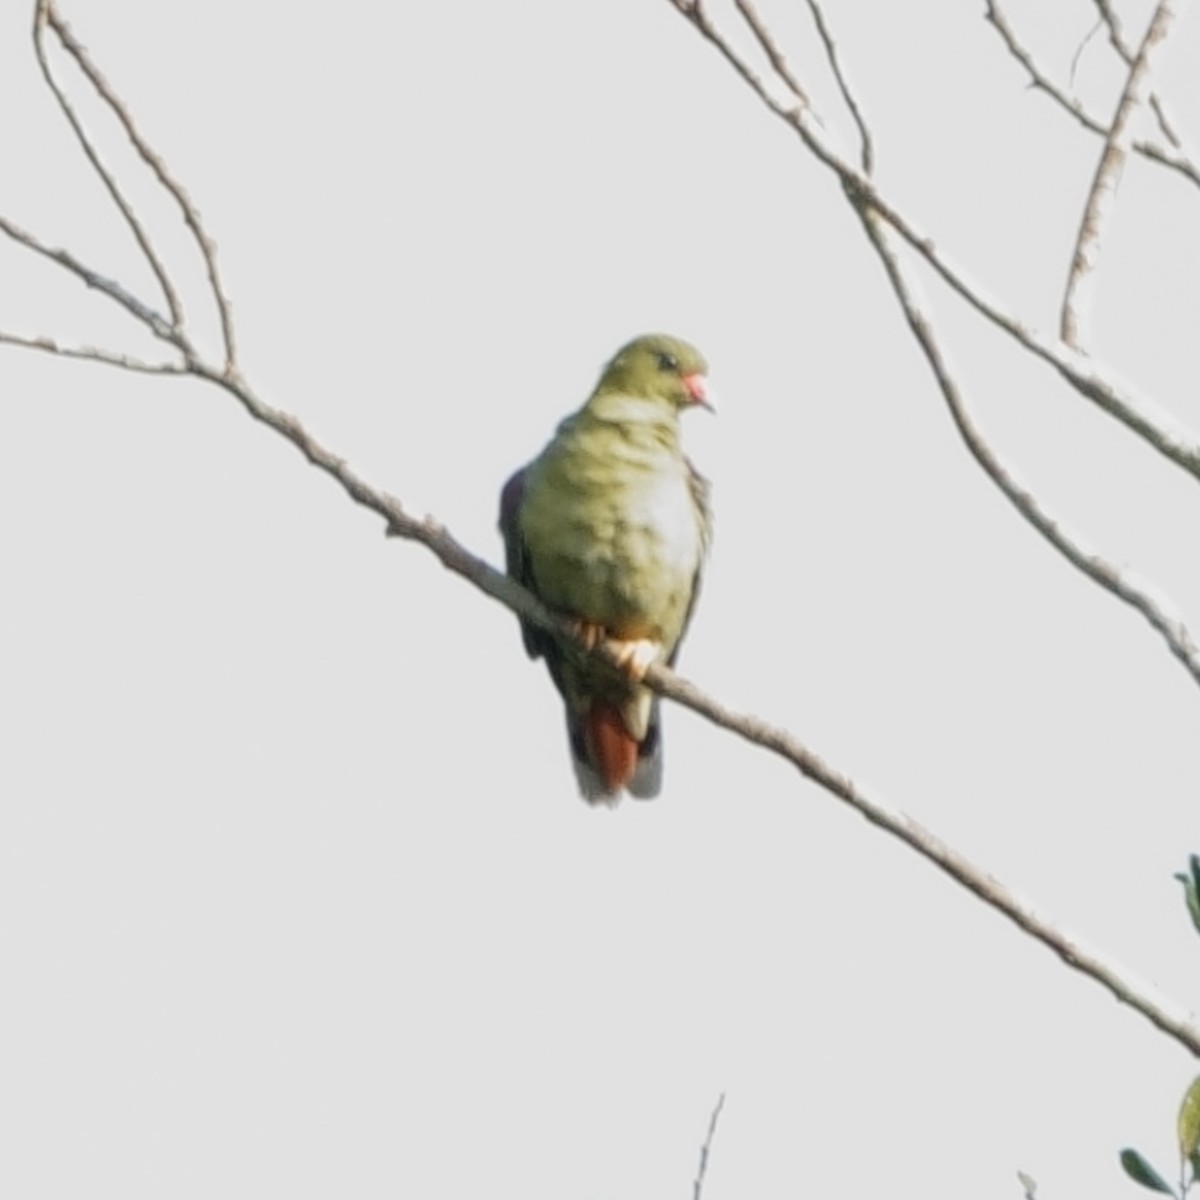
[684,372,716,413]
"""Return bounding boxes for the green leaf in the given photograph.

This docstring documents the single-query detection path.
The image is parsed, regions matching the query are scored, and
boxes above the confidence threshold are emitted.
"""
[1120,1148,1174,1195]
[1173,856,1200,936]
[1180,1076,1200,1161]
[1016,1169,1037,1199]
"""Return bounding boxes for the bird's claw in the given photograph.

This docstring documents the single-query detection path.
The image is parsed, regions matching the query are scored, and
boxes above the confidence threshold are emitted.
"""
[568,618,605,652]
[610,637,661,683]
[569,620,661,681]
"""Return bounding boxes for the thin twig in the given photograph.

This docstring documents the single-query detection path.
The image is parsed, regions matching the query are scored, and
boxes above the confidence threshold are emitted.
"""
[984,0,1200,187]
[733,0,811,108]
[0,330,186,373]
[1147,92,1185,152]
[31,0,183,339]
[1069,18,1102,88]
[0,212,175,338]
[41,0,238,373]
[803,0,873,174]
[1061,1,1177,349]
[692,1093,726,1200]
[984,1,1199,189]
[1092,0,1125,48]
[1092,0,1191,156]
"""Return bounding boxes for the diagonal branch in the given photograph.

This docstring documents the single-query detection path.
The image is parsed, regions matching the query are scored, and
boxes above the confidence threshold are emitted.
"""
[188,362,1200,1063]
[0,211,179,340]
[692,1093,726,1200]
[0,330,187,373]
[850,198,1200,690]
[655,651,1200,1059]
[4,0,1200,1068]
[803,0,873,174]
[1091,0,1191,154]
[732,0,811,108]
[1060,1,1178,349]
[1091,0,1125,47]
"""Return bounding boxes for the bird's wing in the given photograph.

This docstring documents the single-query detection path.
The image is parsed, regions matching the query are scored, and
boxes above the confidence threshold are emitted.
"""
[668,456,712,668]
[499,464,557,663]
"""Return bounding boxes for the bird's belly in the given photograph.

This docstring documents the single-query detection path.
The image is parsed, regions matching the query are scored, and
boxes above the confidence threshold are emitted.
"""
[525,473,700,643]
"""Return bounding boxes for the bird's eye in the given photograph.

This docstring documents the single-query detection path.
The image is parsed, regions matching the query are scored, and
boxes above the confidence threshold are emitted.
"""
[656,352,679,372]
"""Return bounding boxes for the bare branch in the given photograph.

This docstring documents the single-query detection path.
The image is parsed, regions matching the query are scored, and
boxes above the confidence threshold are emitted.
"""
[39,0,238,373]
[692,1093,726,1200]
[653,651,1200,1057]
[1092,0,1193,157]
[851,200,1200,686]
[183,368,1200,1064]
[669,0,818,139]
[0,330,186,373]
[1069,18,1103,88]
[732,0,811,108]
[996,4,1097,117]
[1091,0,1126,49]
[664,0,1200,491]
[30,0,186,341]
[0,349,1130,1063]
[1061,1,1178,349]
[803,0,873,174]
[984,1,1200,189]
[1147,91,1186,153]
[0,211,175,338]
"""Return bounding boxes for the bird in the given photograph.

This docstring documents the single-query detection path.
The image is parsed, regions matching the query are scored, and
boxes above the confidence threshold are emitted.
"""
[499,333,713,804]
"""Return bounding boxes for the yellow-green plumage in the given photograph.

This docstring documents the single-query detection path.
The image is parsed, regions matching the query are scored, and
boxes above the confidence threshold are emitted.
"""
[519,400,706,651]
[500,334,712,803]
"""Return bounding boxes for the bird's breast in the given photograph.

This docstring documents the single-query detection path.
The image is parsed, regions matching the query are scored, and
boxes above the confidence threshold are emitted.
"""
[520,441,703,644]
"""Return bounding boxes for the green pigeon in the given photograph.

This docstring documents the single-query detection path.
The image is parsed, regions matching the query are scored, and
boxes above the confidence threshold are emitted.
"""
[499,333,713,804]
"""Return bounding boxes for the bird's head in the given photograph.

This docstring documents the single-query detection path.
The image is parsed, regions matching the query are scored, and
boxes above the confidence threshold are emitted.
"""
[593,334,712,414]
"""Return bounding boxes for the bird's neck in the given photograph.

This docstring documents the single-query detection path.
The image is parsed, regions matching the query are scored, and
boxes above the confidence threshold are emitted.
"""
[581,392,682,450]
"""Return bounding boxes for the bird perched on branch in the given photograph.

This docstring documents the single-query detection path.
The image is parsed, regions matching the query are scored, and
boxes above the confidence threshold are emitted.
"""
[499,333,713,804]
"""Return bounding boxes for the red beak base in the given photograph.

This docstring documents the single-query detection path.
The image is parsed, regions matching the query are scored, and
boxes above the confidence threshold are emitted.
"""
[683,372,714,411]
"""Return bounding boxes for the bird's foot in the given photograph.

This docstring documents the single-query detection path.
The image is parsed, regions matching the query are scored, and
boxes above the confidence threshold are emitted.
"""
[568,620,661,682]
[609,637,662,683]
[567,618,605,652]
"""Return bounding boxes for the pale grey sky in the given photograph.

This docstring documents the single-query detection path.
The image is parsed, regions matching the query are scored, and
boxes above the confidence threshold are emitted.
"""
[2,2,1199,1197]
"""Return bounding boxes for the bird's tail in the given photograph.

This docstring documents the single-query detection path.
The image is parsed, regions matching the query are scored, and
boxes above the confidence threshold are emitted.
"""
[568,699,663,804]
